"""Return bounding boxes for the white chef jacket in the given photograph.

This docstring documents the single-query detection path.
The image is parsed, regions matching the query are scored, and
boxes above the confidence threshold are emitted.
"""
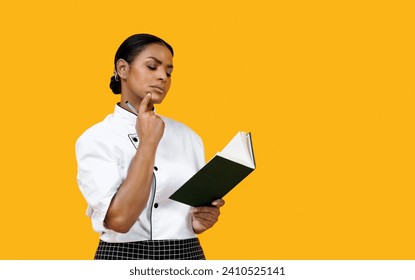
[75,104,205,242]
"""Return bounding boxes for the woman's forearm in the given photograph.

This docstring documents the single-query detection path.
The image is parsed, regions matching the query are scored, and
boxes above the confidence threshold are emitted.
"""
[104,143,157,233]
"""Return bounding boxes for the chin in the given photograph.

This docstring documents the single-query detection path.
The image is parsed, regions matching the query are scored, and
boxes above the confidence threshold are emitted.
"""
[150,95,166,105]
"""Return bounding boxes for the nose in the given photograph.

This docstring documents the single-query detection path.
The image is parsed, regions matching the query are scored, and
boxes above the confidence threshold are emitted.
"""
[157,69,167,82]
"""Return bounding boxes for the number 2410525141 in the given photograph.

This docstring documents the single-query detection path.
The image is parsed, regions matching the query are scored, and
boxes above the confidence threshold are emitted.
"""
[222,266,285,276]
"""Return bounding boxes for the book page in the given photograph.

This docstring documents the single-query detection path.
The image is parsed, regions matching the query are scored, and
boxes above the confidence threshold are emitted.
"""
[246,133,255,166]
[217,131,255,169]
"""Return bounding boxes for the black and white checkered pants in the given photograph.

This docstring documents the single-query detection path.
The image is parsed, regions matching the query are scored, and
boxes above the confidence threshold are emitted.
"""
[94,238,205,260]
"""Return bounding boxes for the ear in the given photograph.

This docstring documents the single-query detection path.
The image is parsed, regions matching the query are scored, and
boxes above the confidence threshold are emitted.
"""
[115,59,129,80]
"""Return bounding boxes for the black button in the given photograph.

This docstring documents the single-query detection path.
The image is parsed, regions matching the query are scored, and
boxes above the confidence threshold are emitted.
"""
[132,137,138,142]
[154,203,159,208]
[154,166,158,171]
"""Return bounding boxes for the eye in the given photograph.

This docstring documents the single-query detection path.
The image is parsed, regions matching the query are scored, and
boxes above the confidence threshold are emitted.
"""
[166,72,172,78]
[147,65,156,70]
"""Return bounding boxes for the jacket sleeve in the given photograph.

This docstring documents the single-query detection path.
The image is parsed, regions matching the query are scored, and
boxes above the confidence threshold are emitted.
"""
[75,135,123,232]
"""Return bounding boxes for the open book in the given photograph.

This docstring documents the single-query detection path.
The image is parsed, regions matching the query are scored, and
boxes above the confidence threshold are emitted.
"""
[169,131,256,207]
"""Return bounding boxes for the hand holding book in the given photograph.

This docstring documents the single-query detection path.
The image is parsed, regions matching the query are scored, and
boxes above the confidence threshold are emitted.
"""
[169,131,256,207]
[191,198,225,234]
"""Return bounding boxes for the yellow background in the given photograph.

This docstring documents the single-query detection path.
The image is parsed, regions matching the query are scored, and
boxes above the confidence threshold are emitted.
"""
[0,0,414,259]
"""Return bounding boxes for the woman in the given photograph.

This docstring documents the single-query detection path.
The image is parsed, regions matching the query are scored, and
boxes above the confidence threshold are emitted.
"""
[76,33,224,260]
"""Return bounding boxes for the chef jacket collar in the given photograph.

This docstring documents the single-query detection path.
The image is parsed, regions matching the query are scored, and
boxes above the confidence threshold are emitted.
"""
[115,102,156,125]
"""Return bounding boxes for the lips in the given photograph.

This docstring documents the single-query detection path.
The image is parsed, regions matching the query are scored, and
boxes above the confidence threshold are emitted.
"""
[151,85,165,94]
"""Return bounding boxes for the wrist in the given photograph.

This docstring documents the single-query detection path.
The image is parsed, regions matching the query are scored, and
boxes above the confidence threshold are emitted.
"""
[137,141,158,153]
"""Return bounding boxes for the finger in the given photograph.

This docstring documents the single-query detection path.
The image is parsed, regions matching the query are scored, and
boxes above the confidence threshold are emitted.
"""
[212,199,225,208]
[192,207,219,217]
[192,211,218,222]
[139,93,152,114]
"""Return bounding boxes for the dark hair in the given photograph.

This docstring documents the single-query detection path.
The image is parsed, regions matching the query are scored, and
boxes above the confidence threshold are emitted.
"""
[110,33,174,94]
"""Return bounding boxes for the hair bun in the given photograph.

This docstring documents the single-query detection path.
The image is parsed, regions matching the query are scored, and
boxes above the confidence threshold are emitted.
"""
[109,76,121,94]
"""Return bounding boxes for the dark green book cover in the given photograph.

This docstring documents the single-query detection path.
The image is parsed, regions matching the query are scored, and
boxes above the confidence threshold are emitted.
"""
[169,132,256,207]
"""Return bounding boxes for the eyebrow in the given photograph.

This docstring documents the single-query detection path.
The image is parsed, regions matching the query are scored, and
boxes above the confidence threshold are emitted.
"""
[147,56,174,69]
